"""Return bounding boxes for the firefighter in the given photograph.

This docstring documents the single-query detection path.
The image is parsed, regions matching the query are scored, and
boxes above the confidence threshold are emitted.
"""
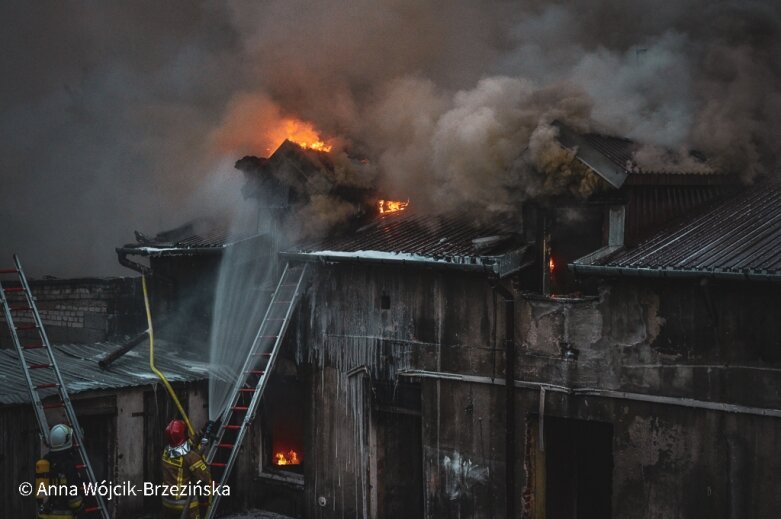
[35,424,84,519]
[161,419,213,519]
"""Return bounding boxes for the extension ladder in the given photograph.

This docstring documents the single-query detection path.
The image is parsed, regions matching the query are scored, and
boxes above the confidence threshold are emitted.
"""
[0,255,110,519]
[206,262,309,519]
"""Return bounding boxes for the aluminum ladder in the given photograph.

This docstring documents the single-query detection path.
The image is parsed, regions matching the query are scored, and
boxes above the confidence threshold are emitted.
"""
[0,255,110,519]
[206,262,309,519]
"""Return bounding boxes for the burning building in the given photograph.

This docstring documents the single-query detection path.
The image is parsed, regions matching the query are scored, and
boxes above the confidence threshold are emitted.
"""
[108,129,781,518]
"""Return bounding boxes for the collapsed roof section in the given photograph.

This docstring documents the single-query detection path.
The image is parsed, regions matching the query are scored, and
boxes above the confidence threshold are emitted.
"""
[282,208,531,278]
[553,121,730,188]
[572,182,781,282]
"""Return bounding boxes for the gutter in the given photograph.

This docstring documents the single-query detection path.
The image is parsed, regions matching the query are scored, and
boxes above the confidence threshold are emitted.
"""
[398,370,781,419]
[570,262,781,283]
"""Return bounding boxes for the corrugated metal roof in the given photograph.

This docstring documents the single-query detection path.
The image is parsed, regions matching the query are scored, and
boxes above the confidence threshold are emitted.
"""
[580,132,719,177]
[283,208,530,277]
[554,121,724,189]
[0,341,209,406]
[572,183,781,280]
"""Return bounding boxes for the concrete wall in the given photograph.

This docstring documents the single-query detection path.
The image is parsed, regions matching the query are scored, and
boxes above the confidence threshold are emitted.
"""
[292,263,781,519]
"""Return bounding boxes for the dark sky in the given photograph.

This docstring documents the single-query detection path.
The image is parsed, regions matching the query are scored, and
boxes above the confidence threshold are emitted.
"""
[2,1,779,277]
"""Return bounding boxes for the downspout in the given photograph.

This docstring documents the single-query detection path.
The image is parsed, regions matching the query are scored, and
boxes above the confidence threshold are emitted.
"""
[492,281,516,519]
[142,275,195,437]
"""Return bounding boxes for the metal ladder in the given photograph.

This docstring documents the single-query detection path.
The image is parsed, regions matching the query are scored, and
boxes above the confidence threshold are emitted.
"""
[206,262,309,519]
[0,255,110,519]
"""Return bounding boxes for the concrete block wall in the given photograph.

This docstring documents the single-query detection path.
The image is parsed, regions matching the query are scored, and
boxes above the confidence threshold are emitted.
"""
[0,277,143,347]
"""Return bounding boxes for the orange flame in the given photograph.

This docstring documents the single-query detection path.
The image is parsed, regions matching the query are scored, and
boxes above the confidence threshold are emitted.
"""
[378,199,410,214]
[548,256,556,273]
[274,450,301,466]
[266,118,332,154]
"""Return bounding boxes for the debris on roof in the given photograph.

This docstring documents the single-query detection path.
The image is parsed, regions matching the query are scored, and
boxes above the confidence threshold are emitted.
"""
[572,182,781,281]
[283,208,531,277]
[0,340,210,406]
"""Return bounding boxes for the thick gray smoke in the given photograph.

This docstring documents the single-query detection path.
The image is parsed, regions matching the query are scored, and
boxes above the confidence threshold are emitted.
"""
[2,1,780,275]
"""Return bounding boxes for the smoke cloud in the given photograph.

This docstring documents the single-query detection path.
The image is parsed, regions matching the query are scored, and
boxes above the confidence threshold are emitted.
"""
[2,1,779,275]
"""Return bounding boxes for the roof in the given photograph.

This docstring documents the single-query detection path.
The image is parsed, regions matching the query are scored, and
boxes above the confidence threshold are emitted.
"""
[0,340,210,406]
[554,121,726,188]
[117,219,267,258]
[572,182,781,282]
[282,208,530,277]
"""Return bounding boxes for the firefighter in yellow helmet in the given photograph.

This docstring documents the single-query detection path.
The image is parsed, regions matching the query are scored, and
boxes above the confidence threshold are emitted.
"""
[35,424,84,519]
[161,419,213,519]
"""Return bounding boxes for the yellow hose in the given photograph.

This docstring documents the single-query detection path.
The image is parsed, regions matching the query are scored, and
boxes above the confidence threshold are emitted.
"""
[142,275,195,438]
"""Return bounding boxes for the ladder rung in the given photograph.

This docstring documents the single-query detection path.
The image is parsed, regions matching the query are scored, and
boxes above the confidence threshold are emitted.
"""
[0,268,18,274]
[279,284,298,287]
[9,305,31,311]
[36,383,58,389]
[253,352,272,356]
[43,402,65,409]
[231,406,249,411]
[83,506,99,513]
[259,335,278,339]
[24,343,44,350]
[210,462,227,467]
[3,287,24,293]
[75,464,86,470]
[217,443,235,448]
[272,301,292,304]
[239,388,256,392]
[16,324,37,331]
[245,370,265,375]
[223,425,241,430]
[28,363,51,369]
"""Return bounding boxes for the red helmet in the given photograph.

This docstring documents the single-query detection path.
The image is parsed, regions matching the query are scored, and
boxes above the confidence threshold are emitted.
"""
[165,420,188,447]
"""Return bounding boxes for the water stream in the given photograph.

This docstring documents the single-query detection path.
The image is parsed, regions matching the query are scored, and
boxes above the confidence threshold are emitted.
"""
[207,202,281,420]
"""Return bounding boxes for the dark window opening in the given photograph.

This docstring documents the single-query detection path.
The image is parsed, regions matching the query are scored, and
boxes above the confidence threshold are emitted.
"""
[546,206,604,297]
[526,416,613,519]
[380,293,391,310]
[261,361,305,474]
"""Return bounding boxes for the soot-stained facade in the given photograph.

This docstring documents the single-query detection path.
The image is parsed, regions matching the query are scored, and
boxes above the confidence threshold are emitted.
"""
[123,135,781,519]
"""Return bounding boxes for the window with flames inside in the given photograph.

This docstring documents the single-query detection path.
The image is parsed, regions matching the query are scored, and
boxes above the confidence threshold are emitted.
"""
[261,359,306,474]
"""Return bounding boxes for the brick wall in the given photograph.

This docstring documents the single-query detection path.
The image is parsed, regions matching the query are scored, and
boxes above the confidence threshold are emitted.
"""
[0,277,143,347]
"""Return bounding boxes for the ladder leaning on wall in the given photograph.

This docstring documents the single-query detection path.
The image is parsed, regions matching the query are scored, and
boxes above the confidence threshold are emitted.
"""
[206,262,309,519]
[0,254,110,519]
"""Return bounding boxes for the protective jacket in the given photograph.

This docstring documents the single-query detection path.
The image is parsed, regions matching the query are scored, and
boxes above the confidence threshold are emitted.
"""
[36,449,84,519]
[161,441,212,518]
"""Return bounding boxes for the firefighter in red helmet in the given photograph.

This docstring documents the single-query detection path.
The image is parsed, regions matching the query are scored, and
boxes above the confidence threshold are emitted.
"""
[161,419,212,518]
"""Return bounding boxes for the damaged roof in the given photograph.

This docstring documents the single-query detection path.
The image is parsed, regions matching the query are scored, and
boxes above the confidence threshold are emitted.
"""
[0,340,209,406]
[554,121,727,188]
[572,182,781,282]
[282,208,530,277]
[116,219,267,258]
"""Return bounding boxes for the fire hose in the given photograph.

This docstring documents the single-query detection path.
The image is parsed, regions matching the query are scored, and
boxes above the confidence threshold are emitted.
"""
[142,275,196,437]
[142,276,220,518]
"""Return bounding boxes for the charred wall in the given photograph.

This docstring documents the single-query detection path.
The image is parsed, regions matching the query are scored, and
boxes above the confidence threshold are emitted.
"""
[293,262,781,518]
